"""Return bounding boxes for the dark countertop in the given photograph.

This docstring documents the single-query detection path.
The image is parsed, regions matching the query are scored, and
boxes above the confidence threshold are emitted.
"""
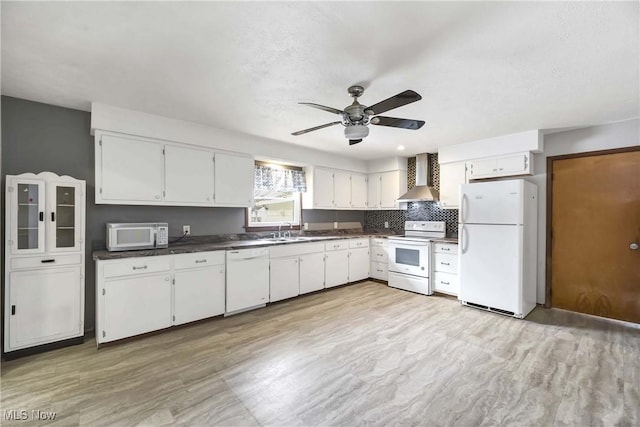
[93,231,398,261]
[430,237,459,244]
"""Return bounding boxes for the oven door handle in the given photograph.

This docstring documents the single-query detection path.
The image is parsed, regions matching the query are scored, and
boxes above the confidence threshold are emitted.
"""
[389,241,429,247]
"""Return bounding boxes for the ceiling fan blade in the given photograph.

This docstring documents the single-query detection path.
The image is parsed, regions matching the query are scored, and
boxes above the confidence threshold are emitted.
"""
[291,121,342,136]
[366,90,422,115]
[349,139,363,145]
[371,116,425,130]
[299,102,344,115]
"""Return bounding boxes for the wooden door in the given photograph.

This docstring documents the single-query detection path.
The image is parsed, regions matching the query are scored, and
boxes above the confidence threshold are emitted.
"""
[550,149,640,323]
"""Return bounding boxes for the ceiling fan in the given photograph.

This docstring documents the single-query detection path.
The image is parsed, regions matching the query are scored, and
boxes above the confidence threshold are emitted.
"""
[292,85,425,145]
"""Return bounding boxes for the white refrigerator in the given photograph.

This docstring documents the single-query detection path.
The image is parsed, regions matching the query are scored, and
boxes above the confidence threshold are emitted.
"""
[458,179,538,318]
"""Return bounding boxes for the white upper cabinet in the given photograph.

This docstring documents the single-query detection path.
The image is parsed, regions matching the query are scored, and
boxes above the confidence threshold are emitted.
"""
[213,152,254,207]
[438,162,468,210]
[304,167,374,210]
[312,168,336,208]
[468,152,532,180]
[95,132,254,207]
[333,171,352,208]
[164,145,215,205]
[99,134,164,203]
[369,170,407,210]
[350,174,368,209]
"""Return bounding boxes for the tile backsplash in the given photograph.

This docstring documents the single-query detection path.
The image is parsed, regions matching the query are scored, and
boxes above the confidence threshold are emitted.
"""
[364,153,459,236]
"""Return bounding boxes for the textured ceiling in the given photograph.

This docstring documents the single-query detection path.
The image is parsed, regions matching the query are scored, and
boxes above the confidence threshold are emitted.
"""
[2,2,638,160]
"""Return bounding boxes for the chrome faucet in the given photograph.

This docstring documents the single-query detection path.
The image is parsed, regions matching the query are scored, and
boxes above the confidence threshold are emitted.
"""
[278,222,293,238]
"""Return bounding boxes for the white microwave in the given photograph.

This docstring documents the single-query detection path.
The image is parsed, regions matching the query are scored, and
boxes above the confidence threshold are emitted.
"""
[106,223,169,252]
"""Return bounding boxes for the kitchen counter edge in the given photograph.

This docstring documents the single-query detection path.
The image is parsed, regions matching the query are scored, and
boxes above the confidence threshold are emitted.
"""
[93,234,395,261]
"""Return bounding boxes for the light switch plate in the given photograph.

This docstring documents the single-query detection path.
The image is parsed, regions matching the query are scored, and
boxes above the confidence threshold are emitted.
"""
[333,222,338,229]
[183,225,190,235]
[304,223,309,230]
[384,221,389,228]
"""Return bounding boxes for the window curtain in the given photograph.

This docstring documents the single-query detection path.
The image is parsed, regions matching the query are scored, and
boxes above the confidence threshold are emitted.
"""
[254,165,307,193]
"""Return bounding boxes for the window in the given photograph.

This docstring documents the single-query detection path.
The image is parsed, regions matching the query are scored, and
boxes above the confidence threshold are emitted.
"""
[246,162,306,230]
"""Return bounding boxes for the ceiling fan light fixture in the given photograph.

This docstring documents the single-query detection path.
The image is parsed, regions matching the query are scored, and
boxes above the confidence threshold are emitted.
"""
[344,124,369,140]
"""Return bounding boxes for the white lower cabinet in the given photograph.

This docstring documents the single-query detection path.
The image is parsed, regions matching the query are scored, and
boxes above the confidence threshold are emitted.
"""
[269,243,325,300]
[432,242,460,296]
[103,272,172,343]
[174,266,225,325]
[348,238,370,282]
[96,250,226,344]
[8,266,83,351]
[325,241,349,288]
[370,237,389,281]
[269,257,300,302]
[299,252,325,294]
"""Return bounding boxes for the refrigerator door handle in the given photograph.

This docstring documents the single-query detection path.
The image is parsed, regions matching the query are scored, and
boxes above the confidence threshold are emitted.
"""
[460,193,467,224]
[460,224,467,254]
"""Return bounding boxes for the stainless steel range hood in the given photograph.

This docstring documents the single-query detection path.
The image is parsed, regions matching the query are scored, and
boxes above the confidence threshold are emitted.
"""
[397,153,439,202]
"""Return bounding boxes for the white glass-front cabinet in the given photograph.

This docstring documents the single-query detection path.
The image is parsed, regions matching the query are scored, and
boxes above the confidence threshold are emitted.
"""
[8,178,46,254]
[5,172,86,356]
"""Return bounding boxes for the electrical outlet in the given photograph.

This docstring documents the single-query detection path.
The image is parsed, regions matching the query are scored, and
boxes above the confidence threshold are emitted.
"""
[182,225,190,235]
[384,221,389,228]
[334,221,338,229]
[304,222,309,230]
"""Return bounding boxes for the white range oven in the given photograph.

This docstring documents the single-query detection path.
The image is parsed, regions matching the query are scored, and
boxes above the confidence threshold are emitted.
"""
[388,221,446,295]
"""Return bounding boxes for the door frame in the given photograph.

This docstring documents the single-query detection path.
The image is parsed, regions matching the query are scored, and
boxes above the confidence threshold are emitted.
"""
[545,145,640,308]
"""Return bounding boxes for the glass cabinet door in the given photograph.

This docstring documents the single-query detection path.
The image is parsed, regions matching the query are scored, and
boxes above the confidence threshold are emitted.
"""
[48,182,83,252]
[9,179,46,254]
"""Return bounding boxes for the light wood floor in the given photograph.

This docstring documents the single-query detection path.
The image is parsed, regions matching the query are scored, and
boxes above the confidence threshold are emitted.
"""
[2,281,639,426]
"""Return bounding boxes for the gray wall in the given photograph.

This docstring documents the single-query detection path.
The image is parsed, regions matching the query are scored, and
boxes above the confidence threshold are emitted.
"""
[0,96,370,332]
[1,96,247,331]
[302,209,365,225]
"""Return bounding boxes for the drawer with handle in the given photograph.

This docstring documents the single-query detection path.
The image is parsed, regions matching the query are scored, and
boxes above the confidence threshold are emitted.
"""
[173,251,225,270]
[433,242,458,254]
[103,257,171,278]
[11,254,82,270]
[349,238,369,249]
[433,253,458,274]
[370,238,388,247]
[325,240,349,251]
[433,271,459,296]
[370,246,388,262]
[370,261,388,280]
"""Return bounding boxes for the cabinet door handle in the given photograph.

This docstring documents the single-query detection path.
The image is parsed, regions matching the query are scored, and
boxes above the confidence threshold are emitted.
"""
[132,265,148,270]
[11,305,16,315]
[41,259,56,264]
[441,262,450,266]
[441,281,450,285]
[195,259,207,263]
[51,212,55,222]
[39,212,44,222]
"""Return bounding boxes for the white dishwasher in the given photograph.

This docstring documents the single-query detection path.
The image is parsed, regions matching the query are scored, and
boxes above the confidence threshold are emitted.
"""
[226,247,270,314]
